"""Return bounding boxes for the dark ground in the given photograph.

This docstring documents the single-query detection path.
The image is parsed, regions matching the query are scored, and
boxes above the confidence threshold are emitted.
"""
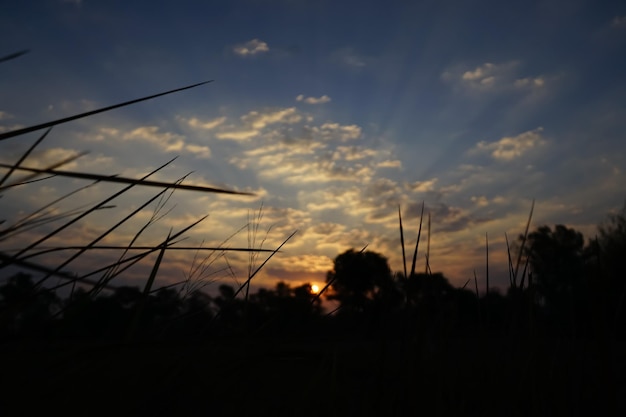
[2,336,624,417]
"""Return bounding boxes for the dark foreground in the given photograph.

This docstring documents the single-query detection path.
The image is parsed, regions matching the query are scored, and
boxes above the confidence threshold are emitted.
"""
[2,336,625,417]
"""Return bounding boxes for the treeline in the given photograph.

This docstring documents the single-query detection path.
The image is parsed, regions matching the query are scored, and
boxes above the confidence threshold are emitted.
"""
[1,208,625,342]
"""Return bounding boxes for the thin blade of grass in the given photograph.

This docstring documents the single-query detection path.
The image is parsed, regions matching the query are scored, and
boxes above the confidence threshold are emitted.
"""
[398,205,407,279]
[232,230,298,299]
[21,245,277,255]
[0,49,29,63]
[409,201,425,278]
[0,151,90,192]
[485,232,489,296]
[0,163,254,195]
[425,211,431,274]
[505,232,514,287]
[0,205,114,242]
[513,199,535,287]
[0,250,113,289]
[0,81,213,142]
[0,128,52,188]
[126,230,171,341]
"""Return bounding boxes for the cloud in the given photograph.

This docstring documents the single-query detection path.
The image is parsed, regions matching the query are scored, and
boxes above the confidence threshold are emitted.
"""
[319,123,361,141]
[473,128,545,161]
[296,94,332,104]
[216,108,302,141]
[0,111,13,120]
[514,77,545,88]
[215,129,259,141]
[233,39,269,56]
[376,160,402,168]
[242,107,301,129]
[471,195,489,207]
[185,116,226,130]
[406,178,438,193]
[123,126,185,152]
[333,146,378,161]
[184,144,211,159]
[443,61,546,93]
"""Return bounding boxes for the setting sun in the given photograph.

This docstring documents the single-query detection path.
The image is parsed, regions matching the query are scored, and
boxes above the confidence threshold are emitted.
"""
[310,284,320,294]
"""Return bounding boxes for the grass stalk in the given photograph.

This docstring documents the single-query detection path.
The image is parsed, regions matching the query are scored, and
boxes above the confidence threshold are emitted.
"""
[409,201,425,278]
[513,199,535,288]
[0,127,52,188]
[398,205,407,279]
[0,81,213,142]
[126,230,171,341]
[0,161,253,195]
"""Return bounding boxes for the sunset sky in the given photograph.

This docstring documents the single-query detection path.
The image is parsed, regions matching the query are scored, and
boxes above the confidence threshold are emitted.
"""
[1,0,625,294]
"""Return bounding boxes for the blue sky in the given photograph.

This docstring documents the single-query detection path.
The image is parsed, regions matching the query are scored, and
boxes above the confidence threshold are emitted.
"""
[1,0,625,292]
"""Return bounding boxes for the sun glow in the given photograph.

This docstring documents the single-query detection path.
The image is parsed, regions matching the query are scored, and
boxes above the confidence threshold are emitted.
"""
[310,284,320,294]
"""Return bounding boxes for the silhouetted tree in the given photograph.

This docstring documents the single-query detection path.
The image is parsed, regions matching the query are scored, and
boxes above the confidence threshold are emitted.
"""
[0,273,59,337]
[326,249,394,314]
[522,225,588,336]
[593,205,626,336]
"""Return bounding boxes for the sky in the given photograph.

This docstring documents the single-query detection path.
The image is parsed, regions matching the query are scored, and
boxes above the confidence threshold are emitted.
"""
[1,0,625,294]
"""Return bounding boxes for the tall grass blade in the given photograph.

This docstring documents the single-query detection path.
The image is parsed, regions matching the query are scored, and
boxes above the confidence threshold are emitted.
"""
[425,211,431,274]
[0,151,89,191]
[409,201,424,278]
[485,232,489,295]
[0,162,253,195]
[398,205,407,279]
[513,199,535,288]
[0,49,29,63]
[0,128,52,188]
[0,81,213,142]
[0,250,112,288]
[126,230,171,341]
[505,232,514,287]
[233,230,298,299]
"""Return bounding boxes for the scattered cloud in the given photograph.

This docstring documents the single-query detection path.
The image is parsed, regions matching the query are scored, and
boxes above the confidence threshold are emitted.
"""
[296,94,332,104]
[242,107,301,129]
[406,178,438,193]
[333,146,377,161]
[0,111,13,120]
[376,160,402,168]
[184,144,211,159]
[215,129,259,141]
[233,39,269,56]
[471,195,489,207]
[514,77,545,89]
[443,61,546,93]
[216,108,302,141]
[185,116,226,130]
[123,126,185,152]
[472,127,545,161]
[319,123,361,141]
